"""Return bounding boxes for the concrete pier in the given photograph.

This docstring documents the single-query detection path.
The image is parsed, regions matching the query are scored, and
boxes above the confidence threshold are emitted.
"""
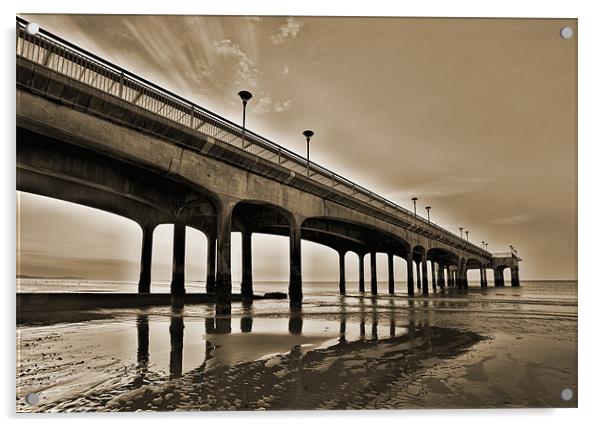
[206,233,216,294]
[438,263,446,288]
[339,251,346,295]
[358,253,365,293]
[370,252,378,295]
[511,266,520,287]
[216,207,233,314]
[388,253,395,294]
[289,225,302,307]
[421,256,429,295]
[241,229,253,300]
[15,24,520,312]
[170,220,186,308]
[137,223,154,294]
[415,260,421,290]
[406,253,414,296]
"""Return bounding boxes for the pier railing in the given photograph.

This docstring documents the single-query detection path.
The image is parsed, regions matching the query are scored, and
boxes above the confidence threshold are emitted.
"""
[16,17,489,257]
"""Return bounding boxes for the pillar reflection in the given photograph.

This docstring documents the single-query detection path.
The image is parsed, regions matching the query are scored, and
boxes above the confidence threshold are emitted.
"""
[169,313,184,379]
[241,302,253,333]
[288,308,303,335]
[134,313,149,387]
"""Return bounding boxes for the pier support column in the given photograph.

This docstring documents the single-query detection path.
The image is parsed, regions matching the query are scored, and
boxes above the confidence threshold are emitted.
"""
[370,252,378,295]
[480,267,488,288]
[459,265,468,289]
[422,256,429,295]
[289,225,303,308]
[206,232,216,294]
[494,267,505,287]
[406,253,414,296]
[449,268,455,287]
[438,263,446,288]
[339,251,346,295]
[430,261,437,292]
[511,266,520,287]
[170,220,186,308]
[388,253,395,294]
[138,223,155,294]
[241,229,253,300]
[416,260,422,290]
[358,253,365,293]
[215,204,233,314]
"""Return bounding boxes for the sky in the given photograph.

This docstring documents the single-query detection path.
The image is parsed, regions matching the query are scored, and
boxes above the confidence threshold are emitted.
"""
[17,15,577,281]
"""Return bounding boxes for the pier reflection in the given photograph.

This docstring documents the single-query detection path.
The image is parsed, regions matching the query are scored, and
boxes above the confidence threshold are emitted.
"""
[169,313,184,378]
[132,303,440,381]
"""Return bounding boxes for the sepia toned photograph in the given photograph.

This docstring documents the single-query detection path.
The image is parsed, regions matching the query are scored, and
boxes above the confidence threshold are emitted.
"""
[15,14,577,412]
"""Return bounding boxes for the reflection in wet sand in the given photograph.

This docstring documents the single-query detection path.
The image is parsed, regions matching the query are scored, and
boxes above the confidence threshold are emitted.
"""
[16,283,578,411]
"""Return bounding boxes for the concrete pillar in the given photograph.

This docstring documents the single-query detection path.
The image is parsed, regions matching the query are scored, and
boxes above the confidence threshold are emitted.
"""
[170,220,186,308]
[406,253,414,296]
[241,229,253,299]
[421,256,429,295]
[415,260,422,290]
[438,263,445,288]
[370,252,377,295]
[430,260,437,292]
[480,267,488,288]
[494,267,505,287]
[388,253,395,294]
[511,266,520,287]
[289,225,302,307]
[339,251,346,295]
[448,267,455,287]
[215,205,233,314]
[138,224,154,294]
[358,253,365,293]
[205,232,216,294]
[458,264,467,289]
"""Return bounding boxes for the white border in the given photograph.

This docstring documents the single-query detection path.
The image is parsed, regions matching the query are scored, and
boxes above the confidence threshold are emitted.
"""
[3,0,600,425]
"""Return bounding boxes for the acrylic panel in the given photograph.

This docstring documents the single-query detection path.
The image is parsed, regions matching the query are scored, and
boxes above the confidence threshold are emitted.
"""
[15,15,577,412]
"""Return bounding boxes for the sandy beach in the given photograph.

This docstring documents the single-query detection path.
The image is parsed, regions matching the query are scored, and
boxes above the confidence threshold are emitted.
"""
[16,281,577,411]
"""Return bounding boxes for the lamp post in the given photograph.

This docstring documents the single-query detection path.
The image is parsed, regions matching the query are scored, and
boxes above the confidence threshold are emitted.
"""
[411,197,418,220]
[425,206,431,224]
[481,240,485,249]
[302,130,314,176]
[238,90,252,148]
[485,243,488,251]
[465,230,469,242]
[459,227,463,238]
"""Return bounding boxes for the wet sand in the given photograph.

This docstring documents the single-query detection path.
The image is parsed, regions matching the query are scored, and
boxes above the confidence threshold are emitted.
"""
[16,284,578,411]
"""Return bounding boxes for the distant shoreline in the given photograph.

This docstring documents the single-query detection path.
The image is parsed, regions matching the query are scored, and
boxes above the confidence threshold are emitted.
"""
[16,276,577,283]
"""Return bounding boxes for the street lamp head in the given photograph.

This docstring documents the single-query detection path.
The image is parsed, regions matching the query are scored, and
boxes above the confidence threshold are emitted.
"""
[238,90,253,104]
[425,206,431,211]
[411,197,418,202]
[302,129,314,141]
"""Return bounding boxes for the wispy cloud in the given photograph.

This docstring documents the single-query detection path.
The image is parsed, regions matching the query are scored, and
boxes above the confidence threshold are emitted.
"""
[213,39,262,88]
[491,214,531,225]
[271,17,303,44]
[282,65,290,74]
[252,93,293,115]
[274,99,293,113]
[387,176,494,200]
